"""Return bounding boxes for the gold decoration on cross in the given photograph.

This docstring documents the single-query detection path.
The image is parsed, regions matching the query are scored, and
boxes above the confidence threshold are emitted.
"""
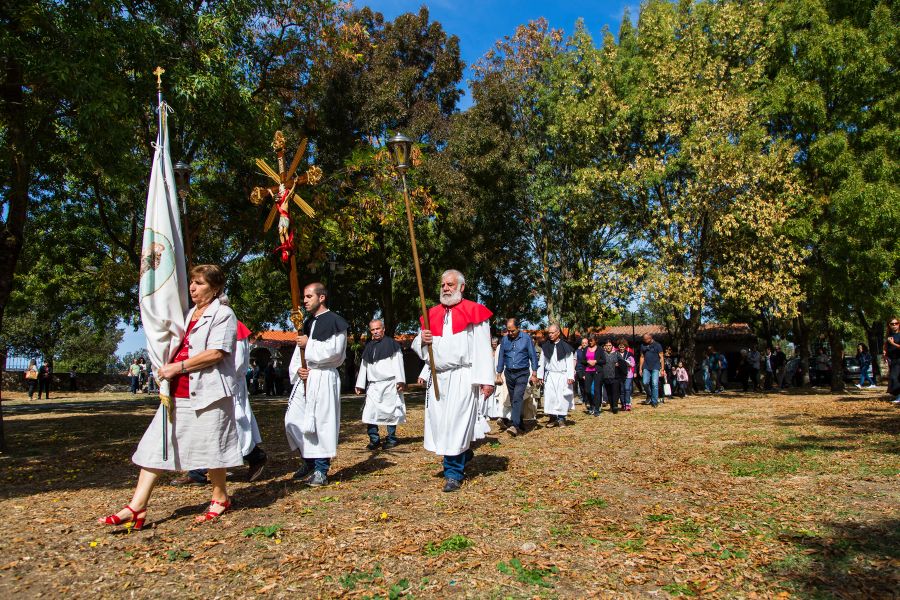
[153,66,165,88]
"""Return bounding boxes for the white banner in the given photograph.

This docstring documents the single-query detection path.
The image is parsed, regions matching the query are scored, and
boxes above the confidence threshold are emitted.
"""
[139,100,188,403]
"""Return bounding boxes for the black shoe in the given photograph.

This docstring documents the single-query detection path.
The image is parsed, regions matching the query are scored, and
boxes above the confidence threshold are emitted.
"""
[366,440,381,451]
[247,453,267,483]
[382,439,399,450]
[442,478,462,492]
[292,462,312,481]
[546,419,558,428]
[558,419,569,427]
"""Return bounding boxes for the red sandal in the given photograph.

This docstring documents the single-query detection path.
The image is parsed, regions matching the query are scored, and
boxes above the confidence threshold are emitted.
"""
[98,505,147,530]
[195,498,231,523]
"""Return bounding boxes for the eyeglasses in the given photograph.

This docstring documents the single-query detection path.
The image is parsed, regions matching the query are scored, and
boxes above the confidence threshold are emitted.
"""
[891,322,899,326]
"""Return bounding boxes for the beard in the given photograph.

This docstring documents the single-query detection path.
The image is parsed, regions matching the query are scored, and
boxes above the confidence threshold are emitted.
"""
[440,290,462,307]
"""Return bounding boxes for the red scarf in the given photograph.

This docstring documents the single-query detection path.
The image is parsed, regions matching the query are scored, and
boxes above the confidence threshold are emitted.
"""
[237,321,251,341]
[419,298,493,336]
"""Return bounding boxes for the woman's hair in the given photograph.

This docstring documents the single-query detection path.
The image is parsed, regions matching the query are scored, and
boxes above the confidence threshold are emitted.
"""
[190,264,227,295]
[887,317,900,336]
[858,343,868,352]
[617,337,629,347]
[588,335,597,345]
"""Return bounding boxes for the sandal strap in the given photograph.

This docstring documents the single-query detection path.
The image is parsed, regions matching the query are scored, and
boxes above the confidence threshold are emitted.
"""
[209,498,230,508]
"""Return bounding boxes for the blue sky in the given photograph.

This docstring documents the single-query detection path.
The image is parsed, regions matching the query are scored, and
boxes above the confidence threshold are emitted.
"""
[359,0,639,109]
[116,0,639,357]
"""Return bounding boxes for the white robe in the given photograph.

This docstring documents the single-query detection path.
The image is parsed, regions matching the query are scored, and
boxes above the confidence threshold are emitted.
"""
[412,312,494,456]
[484,347,509,419]
[284,319,346,459]
[538,345,576,417]
[233,336,263,456]
[356,349,407,426]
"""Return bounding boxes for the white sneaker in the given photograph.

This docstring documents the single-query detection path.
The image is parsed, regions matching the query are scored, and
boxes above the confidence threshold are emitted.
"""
[855,384,862,389]
[867,384,877,389]
[892,398,900,405]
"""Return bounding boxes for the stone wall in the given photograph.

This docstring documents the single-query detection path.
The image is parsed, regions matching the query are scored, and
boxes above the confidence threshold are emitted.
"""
[1,371,130,393]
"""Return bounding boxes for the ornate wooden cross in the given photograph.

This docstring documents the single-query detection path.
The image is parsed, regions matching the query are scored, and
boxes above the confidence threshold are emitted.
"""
[250,131,324,387]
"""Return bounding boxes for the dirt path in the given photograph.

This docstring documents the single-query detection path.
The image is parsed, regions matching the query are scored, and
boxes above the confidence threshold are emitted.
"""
[0,388,897,599]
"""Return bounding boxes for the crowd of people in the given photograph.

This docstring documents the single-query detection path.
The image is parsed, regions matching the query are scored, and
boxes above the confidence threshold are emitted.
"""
[94,264,900,529]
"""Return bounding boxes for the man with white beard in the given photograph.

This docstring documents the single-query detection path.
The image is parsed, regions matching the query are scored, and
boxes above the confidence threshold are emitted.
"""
[286,283,348,487]
[538,324,576,427]
[355,319,406,450]
[412,269,494,492]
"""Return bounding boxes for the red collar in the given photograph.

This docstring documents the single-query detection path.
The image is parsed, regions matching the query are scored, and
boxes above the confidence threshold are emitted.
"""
[420,298,493,336]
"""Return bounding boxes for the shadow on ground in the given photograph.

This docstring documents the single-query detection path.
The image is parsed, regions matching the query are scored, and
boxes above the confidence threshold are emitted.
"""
[777,518,900,598]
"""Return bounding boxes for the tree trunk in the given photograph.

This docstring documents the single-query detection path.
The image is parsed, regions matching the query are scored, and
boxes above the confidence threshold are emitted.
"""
[0,54,31,453]
[827,329,845,392]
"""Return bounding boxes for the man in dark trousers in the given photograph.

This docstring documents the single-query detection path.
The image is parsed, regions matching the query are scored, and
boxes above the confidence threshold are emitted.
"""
[496,318,539,437]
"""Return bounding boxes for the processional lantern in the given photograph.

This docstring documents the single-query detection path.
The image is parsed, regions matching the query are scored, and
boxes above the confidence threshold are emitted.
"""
[387,131,440,400]
[386,133,413,173]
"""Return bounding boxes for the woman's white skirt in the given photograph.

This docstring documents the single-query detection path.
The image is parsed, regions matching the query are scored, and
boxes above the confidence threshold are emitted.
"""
[132,398,244,471]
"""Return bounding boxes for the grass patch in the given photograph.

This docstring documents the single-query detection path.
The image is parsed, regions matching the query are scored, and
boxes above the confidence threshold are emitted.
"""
[581,497,608,508]
[424,534,474,556]
[708,542,748,560]
[496,558,558,588]
[339,565,383,590]
[165,549,192,562]
[662,582,697,597]
[242,524,282,539]
[619,538,646,552]
[549,524,573,538]
[647,513,674,523]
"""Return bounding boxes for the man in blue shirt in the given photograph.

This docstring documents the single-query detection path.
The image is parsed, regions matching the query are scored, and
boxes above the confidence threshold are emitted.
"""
[497,318,538,436]
[638,333,665,408]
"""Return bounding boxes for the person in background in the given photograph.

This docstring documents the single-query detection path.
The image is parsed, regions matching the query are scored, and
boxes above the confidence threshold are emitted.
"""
[813,347,830,387]
[638,333,664,408]
[129,359,141,394]
[24,359,39,400]
[772,345,787,390]
[855,343,875,389]
[496,317,539,437]
[69,366,78,392]
[674,361,689,397]
[883,318,900,404]
[583,336,602,416]
[574,337,589,405]
[38,362,52,400]
[617,339,636,411]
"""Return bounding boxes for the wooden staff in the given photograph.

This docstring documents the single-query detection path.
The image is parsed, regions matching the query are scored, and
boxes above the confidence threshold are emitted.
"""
[399,172,440,400]
[289,254,307,396]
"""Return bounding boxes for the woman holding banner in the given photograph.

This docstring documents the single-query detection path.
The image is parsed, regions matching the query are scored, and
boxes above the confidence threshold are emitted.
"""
[98,264,243,529]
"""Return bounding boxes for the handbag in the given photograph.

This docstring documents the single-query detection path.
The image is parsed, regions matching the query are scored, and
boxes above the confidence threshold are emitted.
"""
[25,369,38,380]
[663,382,672,396]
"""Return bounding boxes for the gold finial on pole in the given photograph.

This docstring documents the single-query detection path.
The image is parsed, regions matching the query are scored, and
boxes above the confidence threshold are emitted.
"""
[153,66,165,90]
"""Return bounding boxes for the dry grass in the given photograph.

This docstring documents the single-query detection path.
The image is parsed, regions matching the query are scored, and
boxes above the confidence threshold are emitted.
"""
[0,387,897,599]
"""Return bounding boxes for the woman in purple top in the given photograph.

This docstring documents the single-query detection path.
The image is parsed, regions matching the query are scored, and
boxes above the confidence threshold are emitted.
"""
[584,336,603,416]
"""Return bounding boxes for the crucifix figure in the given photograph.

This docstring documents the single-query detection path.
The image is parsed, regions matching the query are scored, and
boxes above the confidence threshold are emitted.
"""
[250,131,323,263]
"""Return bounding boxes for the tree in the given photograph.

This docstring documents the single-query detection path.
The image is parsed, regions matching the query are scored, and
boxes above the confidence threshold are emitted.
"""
[623,0,806,377]
[761,0,900,389]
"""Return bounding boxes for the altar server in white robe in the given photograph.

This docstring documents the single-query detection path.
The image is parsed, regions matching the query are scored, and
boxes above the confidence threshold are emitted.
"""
[538,324,576,427]
[412,269,494,492]
[355,319,406,451]
[484,337,510,431]
[286,283,348,487]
